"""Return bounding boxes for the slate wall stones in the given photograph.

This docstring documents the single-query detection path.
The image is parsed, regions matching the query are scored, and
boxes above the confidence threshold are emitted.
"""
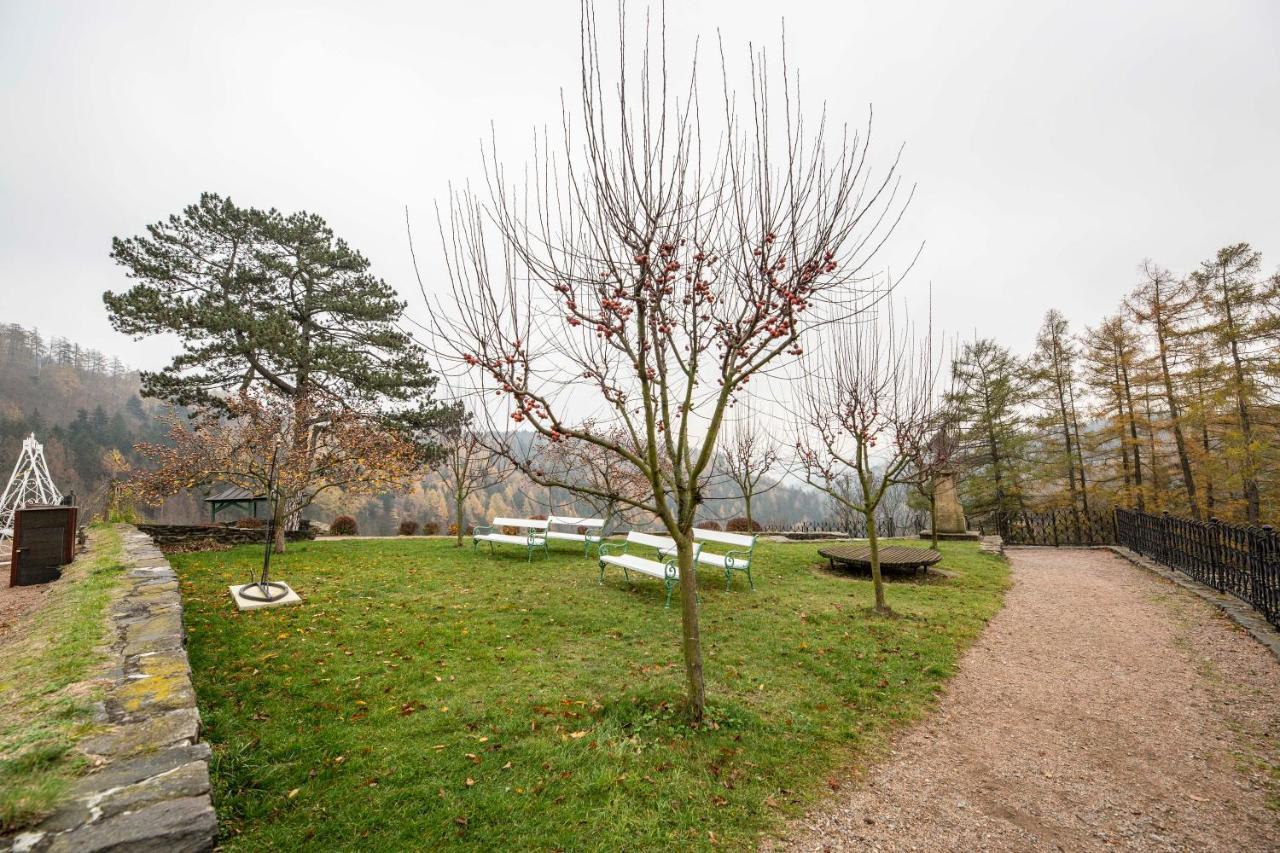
[136,522,314,551]
[1,527,216,853]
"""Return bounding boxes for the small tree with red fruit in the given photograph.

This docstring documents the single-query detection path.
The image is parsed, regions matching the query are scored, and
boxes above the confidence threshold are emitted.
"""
[427,8,913,719]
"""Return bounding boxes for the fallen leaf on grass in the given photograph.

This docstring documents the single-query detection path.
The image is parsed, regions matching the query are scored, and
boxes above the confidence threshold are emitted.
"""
[569,730,589,739]
[465,777,475,787]
[287,788,300,799]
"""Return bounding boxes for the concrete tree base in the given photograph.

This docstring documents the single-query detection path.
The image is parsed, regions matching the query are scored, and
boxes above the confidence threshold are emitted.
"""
[228,582,302,611]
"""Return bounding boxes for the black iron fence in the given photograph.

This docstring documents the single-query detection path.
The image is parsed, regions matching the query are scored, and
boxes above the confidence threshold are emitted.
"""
[974,508,1118,546]
[1115,508,1280,630]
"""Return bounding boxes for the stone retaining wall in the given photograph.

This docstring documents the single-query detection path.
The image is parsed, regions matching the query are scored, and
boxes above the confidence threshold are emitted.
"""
[3,527,216,852]
[137,522,315,550]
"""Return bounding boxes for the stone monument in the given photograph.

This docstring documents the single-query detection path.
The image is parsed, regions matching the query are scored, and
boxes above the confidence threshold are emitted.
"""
[921,469,980,541]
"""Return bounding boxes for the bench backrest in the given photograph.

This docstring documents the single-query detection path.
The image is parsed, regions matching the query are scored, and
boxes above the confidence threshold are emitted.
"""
[626,531,675,551]
[693,528,756,548]
[547,516,605,530]
[625,531,703,559]
[491,517,549,530]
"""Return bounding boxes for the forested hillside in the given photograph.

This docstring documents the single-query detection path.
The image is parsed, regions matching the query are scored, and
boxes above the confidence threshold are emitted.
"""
[950,242,1279,526]
[1,324,838,534]
[0,323,202,521]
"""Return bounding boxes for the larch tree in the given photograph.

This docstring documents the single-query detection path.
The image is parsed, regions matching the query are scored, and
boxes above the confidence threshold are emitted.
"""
[1126,262,1201,518]
[1080,315,1145,510]
[426,6,915,719]
[1026,310,1090,533]
[947,338,1030,527]
[1192,243,1268,523]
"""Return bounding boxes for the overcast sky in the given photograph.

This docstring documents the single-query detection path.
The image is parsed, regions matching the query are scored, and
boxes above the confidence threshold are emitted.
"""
[2,0,1277,371]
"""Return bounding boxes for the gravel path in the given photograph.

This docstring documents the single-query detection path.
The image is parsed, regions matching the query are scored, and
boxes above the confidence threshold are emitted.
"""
[779,547,1280,852]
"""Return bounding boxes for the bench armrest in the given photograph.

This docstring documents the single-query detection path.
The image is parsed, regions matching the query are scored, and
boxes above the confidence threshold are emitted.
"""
[723,549,752,569]
[663,557,679,581]
[598,542,626,558]
[473,525,493,537]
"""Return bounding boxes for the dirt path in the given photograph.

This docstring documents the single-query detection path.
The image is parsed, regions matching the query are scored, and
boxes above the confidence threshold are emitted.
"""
[780,547,1280,852]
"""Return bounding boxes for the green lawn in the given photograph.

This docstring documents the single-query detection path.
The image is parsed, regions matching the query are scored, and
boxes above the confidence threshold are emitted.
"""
[0,525,126,831]
[173,536,1006,851]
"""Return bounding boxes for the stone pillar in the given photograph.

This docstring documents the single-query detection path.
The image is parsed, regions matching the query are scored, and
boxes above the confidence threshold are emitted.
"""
[933,471,968,534]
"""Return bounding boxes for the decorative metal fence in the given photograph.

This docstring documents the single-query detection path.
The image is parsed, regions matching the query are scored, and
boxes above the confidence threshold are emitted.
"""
[974,509,1118,546]
[1115,508,1280,630]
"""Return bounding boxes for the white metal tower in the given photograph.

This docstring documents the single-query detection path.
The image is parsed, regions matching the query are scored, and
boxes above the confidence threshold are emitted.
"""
[0,433,63,541]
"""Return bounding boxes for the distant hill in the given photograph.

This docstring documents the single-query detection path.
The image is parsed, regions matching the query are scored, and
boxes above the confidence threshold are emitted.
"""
[0,323,199,522]
[0,323,874,535]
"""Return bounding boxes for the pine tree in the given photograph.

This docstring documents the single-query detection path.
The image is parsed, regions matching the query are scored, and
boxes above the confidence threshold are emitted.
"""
[106,193,439,414]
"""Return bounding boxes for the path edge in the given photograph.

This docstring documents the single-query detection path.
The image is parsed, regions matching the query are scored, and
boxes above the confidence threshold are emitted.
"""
[1105,544,1280,662]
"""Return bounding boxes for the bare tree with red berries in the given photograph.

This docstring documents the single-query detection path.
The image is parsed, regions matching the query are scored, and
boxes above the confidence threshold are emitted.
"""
[795,302,940,614]
[427,6,914,719]
[718,404,781,532]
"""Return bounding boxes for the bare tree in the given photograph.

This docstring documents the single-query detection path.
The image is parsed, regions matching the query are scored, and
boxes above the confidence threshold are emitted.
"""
[432,408,510,547]
[796,303,939,614]
[424,5,913,719]
[718,404,780,531]
[537,424,654,530]
[909,415,960,549]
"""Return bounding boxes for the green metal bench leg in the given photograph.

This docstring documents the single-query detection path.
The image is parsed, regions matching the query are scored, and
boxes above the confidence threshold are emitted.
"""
[664,579,674,608]
[725,569,733,592]
[746,567,754,590]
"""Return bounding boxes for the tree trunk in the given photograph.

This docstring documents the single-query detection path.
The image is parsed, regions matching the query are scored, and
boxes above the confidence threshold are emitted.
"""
[743,494,753,533]
[454,496,465,548]
[1219,281,1261,523]
[272,501,287,554]
[675,532,706,721]
[1120,359,1144,510]
[1155,322,1199,518]
[929,491,938,549]
[865,508,887,613]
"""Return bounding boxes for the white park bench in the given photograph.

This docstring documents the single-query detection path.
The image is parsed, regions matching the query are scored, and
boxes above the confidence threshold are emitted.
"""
[597,531,703,608]
[657,527,759,590]
[473,517,549,562]
[692,528,759,590]
[546,515,607,556]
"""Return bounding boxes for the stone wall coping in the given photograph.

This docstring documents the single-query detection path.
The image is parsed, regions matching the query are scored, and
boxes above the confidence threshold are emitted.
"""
[2,526,216,853]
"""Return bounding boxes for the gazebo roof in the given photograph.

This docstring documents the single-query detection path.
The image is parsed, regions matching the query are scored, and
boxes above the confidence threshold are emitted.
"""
[204,486,266,503]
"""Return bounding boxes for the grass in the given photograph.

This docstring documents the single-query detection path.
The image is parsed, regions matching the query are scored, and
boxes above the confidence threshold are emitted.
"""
[0,525,127,831]
[172,536,1007,851]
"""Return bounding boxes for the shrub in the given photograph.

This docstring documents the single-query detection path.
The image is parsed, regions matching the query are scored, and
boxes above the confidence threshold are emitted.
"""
[232,517,265,529]
[695,520,723,531]
[448,523,475,537]
[422,521,440,536]
[398,520,419,536]
[330,515,358,536]
[725,517,762,533]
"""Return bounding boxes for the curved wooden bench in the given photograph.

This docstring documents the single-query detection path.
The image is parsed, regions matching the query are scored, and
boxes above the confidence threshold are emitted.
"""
[818,544,942,574]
